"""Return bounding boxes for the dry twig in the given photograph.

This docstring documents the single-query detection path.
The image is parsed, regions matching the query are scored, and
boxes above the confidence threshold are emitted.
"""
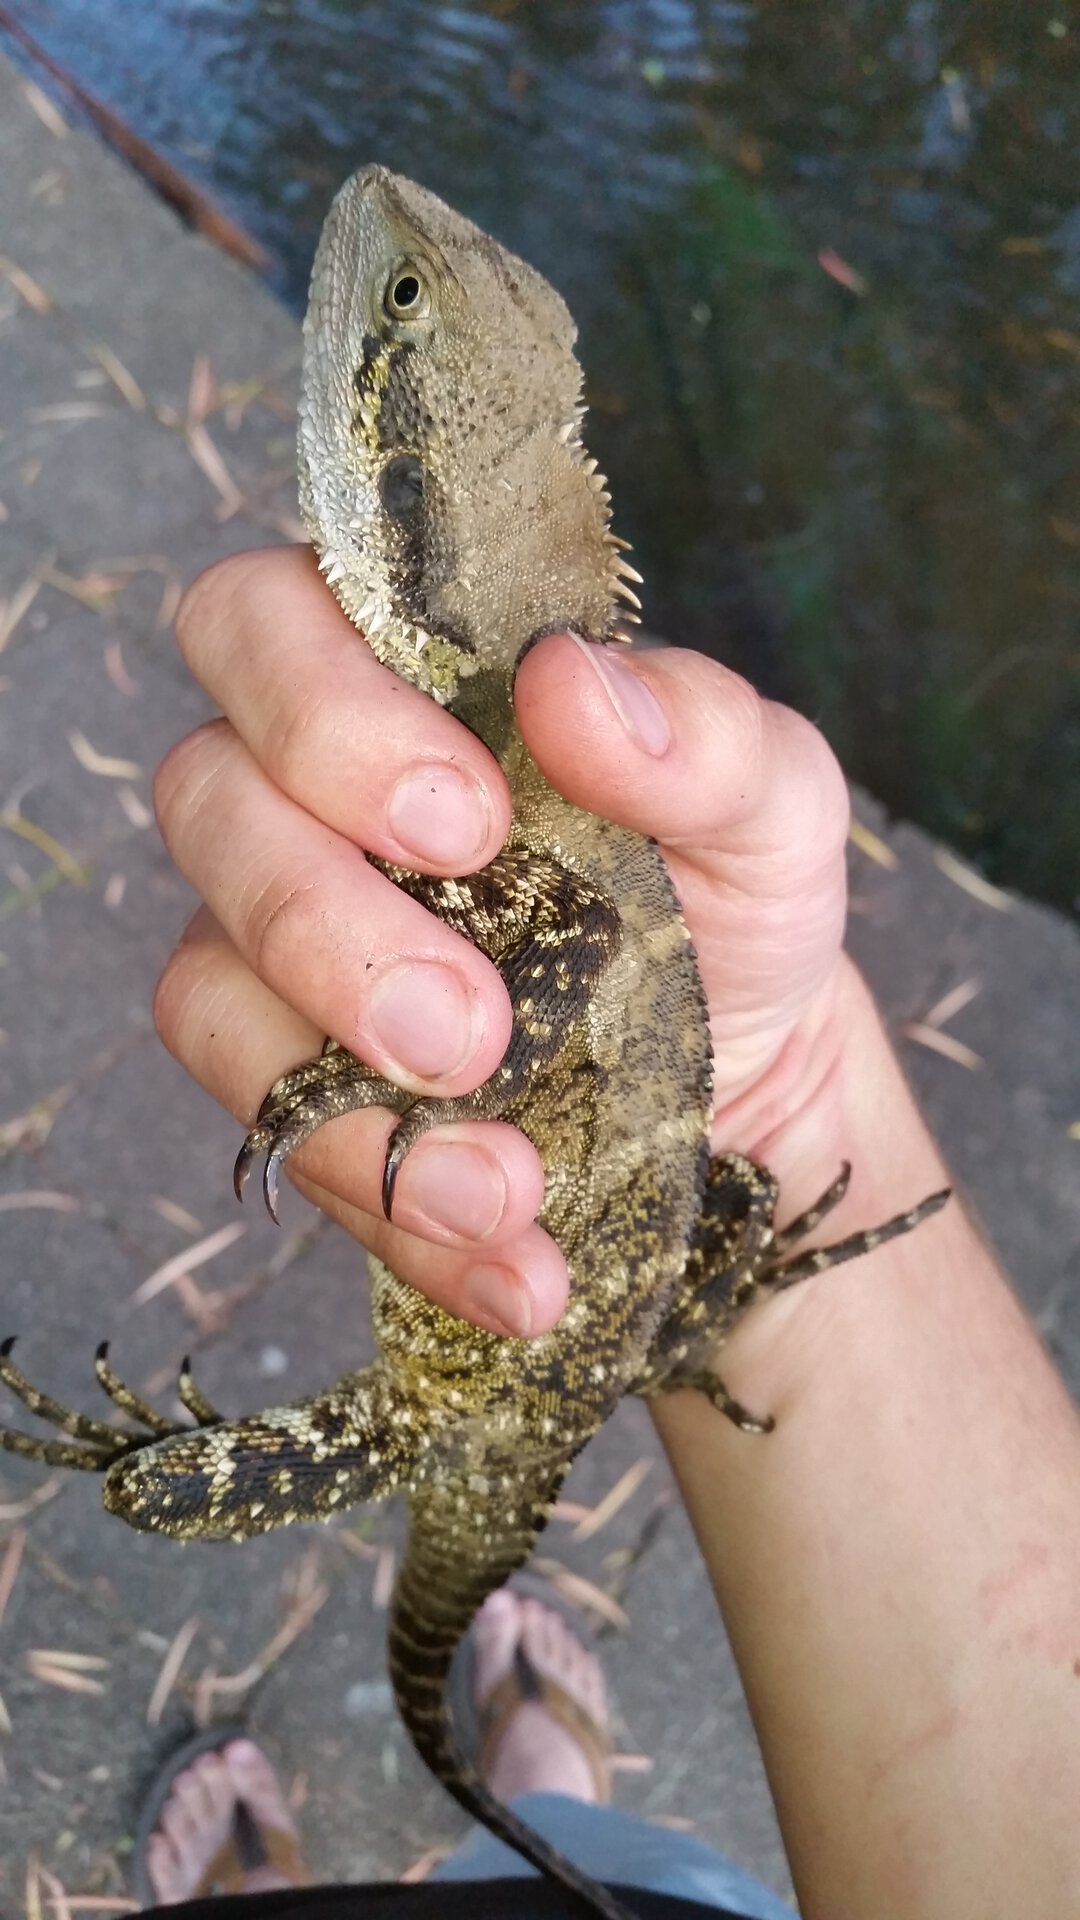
[147,1616,201,1727]
[131,1222,247,1306]
[572,1458,652,1542]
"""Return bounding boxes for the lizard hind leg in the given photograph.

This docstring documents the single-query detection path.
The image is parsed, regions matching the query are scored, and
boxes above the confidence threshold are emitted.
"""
[101,1364,418,1542]
[0,1340,218,1472]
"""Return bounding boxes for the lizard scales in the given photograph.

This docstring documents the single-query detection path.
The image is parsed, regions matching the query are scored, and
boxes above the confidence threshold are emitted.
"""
[0,170,948,1920]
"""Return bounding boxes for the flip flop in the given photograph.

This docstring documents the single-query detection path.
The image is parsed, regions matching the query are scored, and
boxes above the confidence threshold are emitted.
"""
[447,1574,613,1804]
[130,1724,309,1908]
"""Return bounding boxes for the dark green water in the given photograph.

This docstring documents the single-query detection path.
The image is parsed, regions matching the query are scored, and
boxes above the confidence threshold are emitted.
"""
[8,1,1080,909]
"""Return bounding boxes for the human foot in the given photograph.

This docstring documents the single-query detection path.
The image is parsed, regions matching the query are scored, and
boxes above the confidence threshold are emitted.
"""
[471,1588,612,1804]
[144,1736,310,1903]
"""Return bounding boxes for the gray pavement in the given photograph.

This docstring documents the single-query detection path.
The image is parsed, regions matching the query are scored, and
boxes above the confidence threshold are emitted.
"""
[1,49,1079,1916]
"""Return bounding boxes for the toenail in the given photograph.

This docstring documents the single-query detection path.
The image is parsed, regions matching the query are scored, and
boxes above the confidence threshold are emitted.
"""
[225,1738,262,1766]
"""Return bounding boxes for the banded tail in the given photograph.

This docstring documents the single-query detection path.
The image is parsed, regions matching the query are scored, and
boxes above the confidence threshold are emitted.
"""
[389,1477,638,1920]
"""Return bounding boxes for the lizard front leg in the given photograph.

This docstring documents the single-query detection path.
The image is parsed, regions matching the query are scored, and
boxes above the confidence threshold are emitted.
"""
[238,848,621,1221]
[0,1343,421,1539]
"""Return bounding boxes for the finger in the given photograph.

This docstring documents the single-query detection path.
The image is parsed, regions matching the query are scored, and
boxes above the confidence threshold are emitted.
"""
[153,921,558,1329]
[516,634,849,1094]
[154,720,512,1096]
[515,632,850,887]
[290,1174,568,1339]
[175,548,510,874]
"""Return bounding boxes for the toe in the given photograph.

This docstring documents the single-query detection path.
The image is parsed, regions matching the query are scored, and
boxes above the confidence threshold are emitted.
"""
[222,1738,297,1832]
[472,1587,524,1705]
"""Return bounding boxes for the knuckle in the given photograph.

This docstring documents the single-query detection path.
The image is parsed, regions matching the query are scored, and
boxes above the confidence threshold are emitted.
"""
[247,875,324,985]
[273,685,345,800]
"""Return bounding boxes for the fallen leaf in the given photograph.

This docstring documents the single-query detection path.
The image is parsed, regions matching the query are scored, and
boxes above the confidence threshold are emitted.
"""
[0,577,42,652]
[372,1545,396,1611]
[0,1476,63,1521]
[572,1458,652,1541]
[146,1616,200,1727]
[921,978,981,1030]
[0,812,87,885]
[531,1558,629,1630]
[27,1650,110,1671]
[152,1196,204,1235]
[933,846,1013,910]
[27,403,111,423]
[89,344,147,412]
[903,1022,984,1070]
[25,1660,106,1697]
[399,1847,450,1884]
[848,818,898,869]
[0,1190,80,1213]
[131,1222,246,1305]
[0,256,52,311]
[0,1527,26,1630]
[103,640,140,697]
[818,247,867,296]
[184,421,245,516]
[116,785,153,828]
[67,730,142,780]
[21,81,68,138]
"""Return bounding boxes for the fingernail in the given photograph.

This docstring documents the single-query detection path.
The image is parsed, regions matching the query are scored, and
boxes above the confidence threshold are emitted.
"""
[368,962,483,1082]
[408,1141,509,1240]
[573,636,671,756]
[466,1264,534,1338]
[387,763,491,865]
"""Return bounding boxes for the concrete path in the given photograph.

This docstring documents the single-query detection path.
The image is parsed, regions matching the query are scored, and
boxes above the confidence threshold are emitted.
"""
[2,51,1079,1915]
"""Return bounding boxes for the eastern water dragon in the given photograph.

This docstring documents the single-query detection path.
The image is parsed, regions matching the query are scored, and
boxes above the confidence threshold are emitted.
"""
[1,169,948,1920]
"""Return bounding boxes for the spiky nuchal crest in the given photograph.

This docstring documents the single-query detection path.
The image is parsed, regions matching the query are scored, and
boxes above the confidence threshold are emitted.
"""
[299,165,637,701]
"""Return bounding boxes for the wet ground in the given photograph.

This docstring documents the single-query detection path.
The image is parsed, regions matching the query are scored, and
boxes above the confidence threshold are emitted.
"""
[1,41,1080,1920]
[3,0,1079,912]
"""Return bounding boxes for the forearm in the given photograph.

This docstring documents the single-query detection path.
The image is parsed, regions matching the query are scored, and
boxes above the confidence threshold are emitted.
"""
[653,964,1080,1920]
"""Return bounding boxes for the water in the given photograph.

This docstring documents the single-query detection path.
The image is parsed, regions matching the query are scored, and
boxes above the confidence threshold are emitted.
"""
[9,0,1080,909]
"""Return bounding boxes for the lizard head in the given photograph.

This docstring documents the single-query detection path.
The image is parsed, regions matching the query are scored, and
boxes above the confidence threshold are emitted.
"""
[299,165,640,704]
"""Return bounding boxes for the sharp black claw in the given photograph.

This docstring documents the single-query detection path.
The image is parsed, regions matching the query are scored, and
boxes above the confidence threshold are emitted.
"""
[0,1335,15,1358]
[381,1140,403,1221]
[95,1340,110,1363]
[263,1150,281,1225]
[233,1142,252,1204]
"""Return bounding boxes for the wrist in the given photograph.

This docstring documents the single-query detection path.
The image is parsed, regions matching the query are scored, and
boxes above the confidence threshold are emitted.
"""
[714,955,946,1230]
[708,958,953,1412]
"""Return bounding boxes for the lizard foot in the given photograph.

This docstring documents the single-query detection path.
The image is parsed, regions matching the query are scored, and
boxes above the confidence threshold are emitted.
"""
[234,1045,410,1222]
[0,1339,220,1471]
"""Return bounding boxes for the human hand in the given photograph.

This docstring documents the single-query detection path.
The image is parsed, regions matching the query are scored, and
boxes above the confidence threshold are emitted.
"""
[154,546,858,1340]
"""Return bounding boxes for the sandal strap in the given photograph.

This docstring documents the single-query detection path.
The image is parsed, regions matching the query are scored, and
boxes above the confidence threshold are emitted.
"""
[478,1651,612,1805]
[193,1815,310,1895]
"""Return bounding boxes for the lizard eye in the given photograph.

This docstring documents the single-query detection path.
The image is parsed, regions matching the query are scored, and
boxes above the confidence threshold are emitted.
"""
[384,267,430,321]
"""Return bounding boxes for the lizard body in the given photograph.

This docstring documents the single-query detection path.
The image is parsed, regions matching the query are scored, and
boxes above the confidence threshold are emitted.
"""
[1,170,948,1920]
